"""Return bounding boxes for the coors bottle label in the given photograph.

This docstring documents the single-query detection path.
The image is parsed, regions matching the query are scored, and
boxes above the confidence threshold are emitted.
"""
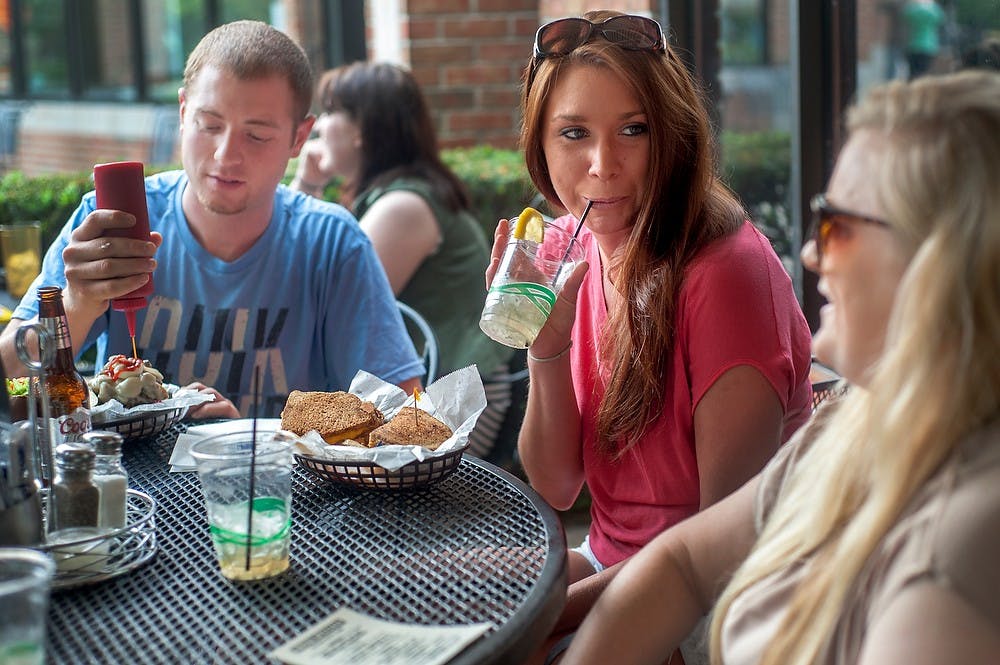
[50,407,92,444]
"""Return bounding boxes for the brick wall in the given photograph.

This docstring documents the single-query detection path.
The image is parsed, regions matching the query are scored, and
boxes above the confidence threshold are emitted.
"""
[403,0,539,149]
[401,0,651,149]
[13,103,168,177]
[16,132,152,175]
[541,0,653,23]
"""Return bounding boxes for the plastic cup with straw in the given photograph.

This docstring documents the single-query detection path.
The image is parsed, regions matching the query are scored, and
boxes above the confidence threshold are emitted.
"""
[190,369,293,582]
[479,201,590,349]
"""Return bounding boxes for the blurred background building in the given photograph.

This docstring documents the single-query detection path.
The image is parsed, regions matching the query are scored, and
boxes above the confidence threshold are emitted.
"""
[3,1,994,171]
[1,0,997,324]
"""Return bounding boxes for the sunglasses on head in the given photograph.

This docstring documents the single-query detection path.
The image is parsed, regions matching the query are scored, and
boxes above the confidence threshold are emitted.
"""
[809,194,891,262]
[533,15,666,59]
[528,15,667,89]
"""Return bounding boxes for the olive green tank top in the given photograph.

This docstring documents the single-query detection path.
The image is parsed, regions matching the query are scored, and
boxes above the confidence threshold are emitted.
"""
[354,177,513,377]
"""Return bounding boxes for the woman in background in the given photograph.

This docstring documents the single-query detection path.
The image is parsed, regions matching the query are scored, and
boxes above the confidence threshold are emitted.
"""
[563,70,1000,664]
[292,62,515,462]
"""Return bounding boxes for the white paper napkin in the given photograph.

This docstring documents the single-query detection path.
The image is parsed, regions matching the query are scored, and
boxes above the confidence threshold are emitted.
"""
[270,608,489,665]
[168,418,282,472]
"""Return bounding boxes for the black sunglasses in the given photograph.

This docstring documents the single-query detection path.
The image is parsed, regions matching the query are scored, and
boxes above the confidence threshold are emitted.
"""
[533,15,666,59]
[809,194,891,261]
[528,15,666,89]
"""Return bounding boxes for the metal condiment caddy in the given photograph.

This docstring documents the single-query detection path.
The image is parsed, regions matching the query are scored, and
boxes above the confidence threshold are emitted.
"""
[0,323,54,547]
[37,487,157,590]
[1,321,157,589]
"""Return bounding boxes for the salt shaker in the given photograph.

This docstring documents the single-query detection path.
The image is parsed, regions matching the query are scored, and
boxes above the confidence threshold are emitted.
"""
[83,431,128,530]
[47,443,100,532]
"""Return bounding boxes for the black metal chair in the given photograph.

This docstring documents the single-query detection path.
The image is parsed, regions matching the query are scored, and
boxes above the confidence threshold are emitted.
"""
[396,301,438,385]
[810,359,846,410]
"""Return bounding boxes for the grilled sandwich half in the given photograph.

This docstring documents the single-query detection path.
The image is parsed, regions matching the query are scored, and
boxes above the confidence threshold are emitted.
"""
[280,390,384,445]
[368,406,452,450]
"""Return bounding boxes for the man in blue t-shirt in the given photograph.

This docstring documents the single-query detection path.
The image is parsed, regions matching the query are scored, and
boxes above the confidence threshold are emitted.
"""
[0,21,424,418]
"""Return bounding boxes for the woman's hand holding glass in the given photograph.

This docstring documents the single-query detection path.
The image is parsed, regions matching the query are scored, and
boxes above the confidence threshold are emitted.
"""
[484,217,589,359]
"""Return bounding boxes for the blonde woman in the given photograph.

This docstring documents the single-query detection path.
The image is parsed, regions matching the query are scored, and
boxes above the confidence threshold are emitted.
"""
[562,70,1000,664]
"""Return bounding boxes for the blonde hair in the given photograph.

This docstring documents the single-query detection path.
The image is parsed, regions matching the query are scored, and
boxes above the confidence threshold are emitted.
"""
[709,71,1000,664]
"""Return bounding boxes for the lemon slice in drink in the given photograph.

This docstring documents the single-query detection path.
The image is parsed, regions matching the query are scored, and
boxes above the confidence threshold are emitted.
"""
[513,207,545,242]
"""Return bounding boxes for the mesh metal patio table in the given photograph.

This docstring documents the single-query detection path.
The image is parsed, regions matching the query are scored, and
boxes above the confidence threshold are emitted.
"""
[45,423,568,664]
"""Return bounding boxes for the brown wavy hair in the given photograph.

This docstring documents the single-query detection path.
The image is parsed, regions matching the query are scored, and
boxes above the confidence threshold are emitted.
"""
[520,10,744,453]
[316,62,470,212]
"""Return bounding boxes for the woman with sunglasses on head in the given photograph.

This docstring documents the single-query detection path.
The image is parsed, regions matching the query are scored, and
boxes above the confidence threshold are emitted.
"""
[561,70,1000,664]
[292,61,516,462]
[490,11,812,661]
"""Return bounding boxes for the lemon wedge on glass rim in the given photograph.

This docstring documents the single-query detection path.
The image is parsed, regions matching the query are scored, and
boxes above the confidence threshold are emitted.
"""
[513,207,545,243]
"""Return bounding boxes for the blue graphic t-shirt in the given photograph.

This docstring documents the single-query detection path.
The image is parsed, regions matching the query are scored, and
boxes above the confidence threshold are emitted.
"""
[15,171,424,417]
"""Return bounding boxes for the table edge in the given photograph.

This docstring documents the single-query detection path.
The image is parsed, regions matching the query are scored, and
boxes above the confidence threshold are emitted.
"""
[450,456,568,665]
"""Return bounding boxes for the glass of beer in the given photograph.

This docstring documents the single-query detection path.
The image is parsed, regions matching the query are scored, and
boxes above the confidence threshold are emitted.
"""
[0,222,42,299]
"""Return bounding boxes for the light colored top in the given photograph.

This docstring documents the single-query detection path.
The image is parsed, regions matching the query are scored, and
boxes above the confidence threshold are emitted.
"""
[16,171,424,417]
[567,218,813,566]
[721,411,1000,664]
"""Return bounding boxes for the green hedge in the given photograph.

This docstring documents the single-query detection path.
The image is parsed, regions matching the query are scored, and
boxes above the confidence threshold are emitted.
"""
[285,146,539,242]
[0,148,537,255]
[720,129,794,261]
[0,135,793,265]
[442,145,539,237]
[0,171,93,251]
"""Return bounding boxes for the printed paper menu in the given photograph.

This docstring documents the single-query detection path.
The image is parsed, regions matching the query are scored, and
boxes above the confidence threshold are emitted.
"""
[270,608,491,665]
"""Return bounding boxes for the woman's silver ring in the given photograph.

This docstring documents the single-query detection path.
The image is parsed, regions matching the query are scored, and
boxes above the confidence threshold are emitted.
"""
[100,241,112,251]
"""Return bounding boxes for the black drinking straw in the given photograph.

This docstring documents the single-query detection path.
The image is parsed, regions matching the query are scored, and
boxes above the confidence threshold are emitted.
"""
[245,364,261,571]
[570,200,594,245]
[554,200,593,284]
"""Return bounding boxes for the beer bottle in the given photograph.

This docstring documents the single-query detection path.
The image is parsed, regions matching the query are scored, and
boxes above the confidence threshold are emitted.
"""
[37,286,92,443]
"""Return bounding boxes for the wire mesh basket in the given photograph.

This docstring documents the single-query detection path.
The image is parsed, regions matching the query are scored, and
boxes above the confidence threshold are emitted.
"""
[91,406,188,442]
[811,379,848,410]
[294,445,467,491]
[38,489,157,590]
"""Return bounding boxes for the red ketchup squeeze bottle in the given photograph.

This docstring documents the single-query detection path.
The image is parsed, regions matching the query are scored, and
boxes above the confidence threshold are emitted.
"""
[93,161,153,358]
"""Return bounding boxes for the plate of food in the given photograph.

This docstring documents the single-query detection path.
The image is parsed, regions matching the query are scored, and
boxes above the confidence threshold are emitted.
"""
[287,368,486,490]
[88,355,214,441]
[5,376,31,421]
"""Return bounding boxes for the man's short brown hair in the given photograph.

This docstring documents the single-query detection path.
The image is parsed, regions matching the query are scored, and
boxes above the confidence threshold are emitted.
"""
[183,20,314,122]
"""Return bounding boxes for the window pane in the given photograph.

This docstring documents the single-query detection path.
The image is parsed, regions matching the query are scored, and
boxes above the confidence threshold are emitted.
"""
[220,0,276,24]
[143,0,207,103]
[83,0,136,101]
[721,0,767,65]
[953,1,1000,70]
[718,0,796,280]
[859,1,1000,96]
[23,0,69,97]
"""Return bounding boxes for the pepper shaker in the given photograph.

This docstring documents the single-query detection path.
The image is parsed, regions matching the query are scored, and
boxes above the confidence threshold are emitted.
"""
[47,443,100,532]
